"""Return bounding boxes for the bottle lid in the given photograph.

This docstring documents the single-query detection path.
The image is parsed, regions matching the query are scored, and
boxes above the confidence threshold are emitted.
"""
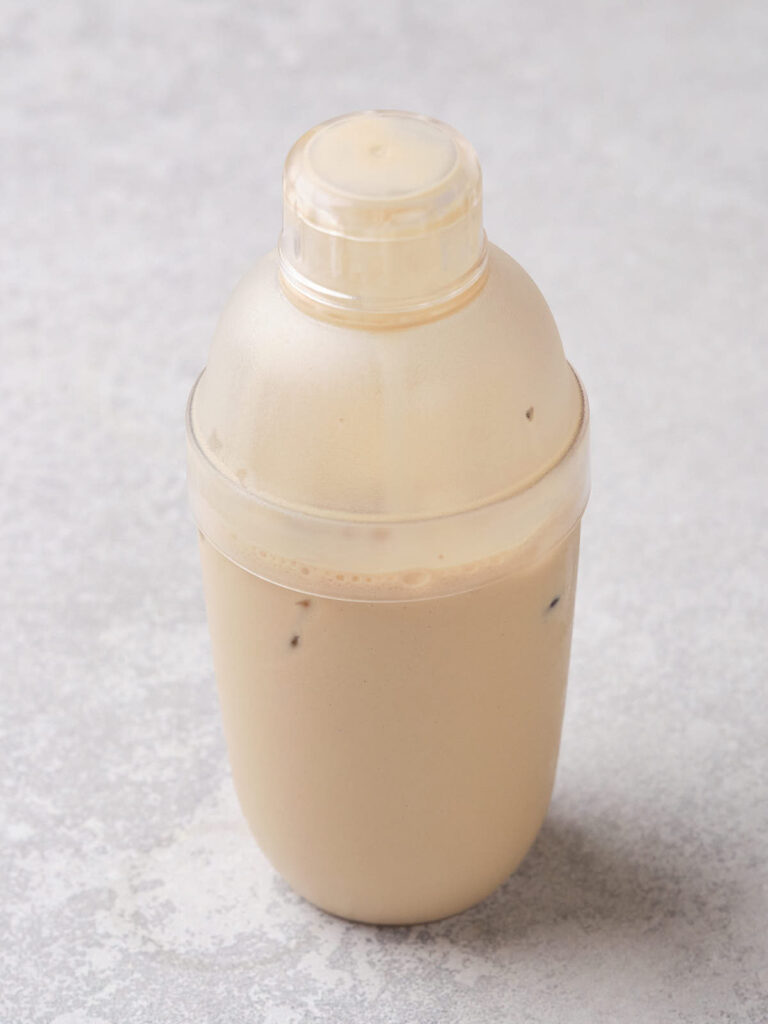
[187,112,590,600]
[279,110,488,325]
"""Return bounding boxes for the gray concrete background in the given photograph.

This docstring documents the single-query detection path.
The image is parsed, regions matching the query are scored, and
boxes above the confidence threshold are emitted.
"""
[2,1,767,1021]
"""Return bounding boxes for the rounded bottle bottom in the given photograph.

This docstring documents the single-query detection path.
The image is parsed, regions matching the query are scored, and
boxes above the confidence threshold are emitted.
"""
[258,806,548,926]
[198,527,580,925]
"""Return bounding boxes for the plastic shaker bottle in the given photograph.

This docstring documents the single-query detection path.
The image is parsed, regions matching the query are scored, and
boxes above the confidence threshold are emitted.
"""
[186,110,590,925]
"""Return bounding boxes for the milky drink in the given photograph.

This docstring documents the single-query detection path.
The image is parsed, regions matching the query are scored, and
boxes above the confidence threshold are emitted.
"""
[187,111,590,924]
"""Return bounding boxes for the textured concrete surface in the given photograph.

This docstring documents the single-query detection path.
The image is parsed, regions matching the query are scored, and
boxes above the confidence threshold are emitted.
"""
[2,1,767,1022]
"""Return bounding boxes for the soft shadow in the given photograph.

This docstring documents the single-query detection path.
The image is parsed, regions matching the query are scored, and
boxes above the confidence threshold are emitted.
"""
[369,810,733,963]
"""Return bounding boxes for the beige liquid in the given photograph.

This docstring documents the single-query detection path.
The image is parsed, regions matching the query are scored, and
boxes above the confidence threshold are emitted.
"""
[199,526,580,925]
[190,112,589,925]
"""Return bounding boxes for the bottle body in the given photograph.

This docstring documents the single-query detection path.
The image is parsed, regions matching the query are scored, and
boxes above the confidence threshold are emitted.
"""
[187,112,590,925]
[199,525,580,924]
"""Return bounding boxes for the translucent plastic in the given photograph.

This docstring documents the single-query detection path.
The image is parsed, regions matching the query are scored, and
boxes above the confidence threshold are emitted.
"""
[187,243,588,599]
[187,110,590,923]
[279,110,487,325]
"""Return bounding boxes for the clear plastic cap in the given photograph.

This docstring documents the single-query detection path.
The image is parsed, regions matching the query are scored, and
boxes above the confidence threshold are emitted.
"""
[279,110,488,325]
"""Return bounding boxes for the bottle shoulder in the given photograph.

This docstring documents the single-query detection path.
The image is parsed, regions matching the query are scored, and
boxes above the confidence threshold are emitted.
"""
[195,242,581,518]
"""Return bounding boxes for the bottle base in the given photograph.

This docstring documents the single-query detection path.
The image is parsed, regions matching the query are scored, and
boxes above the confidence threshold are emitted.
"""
[286,863,523,927]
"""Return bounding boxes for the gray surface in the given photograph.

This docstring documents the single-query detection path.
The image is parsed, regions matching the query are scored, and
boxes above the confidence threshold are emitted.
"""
[2,1,767,1021]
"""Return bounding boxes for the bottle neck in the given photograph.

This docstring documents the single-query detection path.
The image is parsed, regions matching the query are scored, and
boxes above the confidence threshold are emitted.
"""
[278,228,489,328]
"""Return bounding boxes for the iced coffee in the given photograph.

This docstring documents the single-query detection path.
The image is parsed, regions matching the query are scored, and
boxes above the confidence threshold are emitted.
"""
[187,111,590,924]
